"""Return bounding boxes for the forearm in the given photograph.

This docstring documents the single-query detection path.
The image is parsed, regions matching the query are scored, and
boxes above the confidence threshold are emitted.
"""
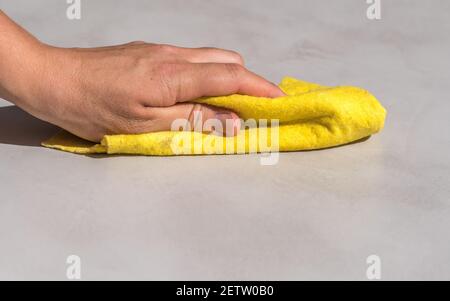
[0,10,48,108]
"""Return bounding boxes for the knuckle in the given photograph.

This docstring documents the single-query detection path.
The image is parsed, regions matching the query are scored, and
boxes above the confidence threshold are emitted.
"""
[153,63,182,103]
[224,63,245,78]
[154,44,177,54]
[128,40,146,46]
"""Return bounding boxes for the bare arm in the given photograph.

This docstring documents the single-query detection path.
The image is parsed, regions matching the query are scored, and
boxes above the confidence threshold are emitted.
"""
[0,10,284,141]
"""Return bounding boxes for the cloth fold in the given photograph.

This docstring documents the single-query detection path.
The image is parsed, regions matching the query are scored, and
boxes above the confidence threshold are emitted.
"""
[42,77,386,155]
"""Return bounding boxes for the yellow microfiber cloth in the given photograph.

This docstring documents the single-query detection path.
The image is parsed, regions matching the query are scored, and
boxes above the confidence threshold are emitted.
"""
[42,77,386,155]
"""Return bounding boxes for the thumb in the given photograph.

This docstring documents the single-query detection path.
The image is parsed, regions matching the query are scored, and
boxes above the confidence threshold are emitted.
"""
[144,103,241,136]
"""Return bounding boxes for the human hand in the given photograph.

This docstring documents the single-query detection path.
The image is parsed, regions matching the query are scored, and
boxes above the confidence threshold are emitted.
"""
[8,41,284,142]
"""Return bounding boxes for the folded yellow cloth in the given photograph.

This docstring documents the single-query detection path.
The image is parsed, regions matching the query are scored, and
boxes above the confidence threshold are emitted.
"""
[42,77,386,155]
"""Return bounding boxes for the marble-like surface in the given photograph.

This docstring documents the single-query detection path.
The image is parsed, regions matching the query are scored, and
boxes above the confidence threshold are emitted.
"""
[0,0,449,280]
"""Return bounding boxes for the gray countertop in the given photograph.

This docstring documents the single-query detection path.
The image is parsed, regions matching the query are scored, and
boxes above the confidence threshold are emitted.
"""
[0,0,449,280]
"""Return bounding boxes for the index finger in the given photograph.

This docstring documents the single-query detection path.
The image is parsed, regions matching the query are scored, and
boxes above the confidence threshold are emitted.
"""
[162,63,285,103]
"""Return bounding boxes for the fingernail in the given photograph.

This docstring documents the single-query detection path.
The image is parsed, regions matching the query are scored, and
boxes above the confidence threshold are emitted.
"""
[215,112,240,136]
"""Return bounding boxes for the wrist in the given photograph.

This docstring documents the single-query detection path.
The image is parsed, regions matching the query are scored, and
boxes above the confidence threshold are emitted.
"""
[0,41,81,123]
[0,10,80,124]
[0,40,47,104]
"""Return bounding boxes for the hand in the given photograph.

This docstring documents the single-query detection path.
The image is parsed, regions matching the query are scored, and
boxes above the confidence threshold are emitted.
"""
[9,41,284,142]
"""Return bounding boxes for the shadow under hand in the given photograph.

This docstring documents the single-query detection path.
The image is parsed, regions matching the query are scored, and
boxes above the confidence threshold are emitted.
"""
[0,105,59,147]
[0,104,373,153]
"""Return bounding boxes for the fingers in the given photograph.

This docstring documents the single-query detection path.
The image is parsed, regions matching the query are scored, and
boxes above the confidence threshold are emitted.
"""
[125,42,245,65]
[143,103,241,136]
[113,43,285,137]
[135,43,284,100]
[157,62,285,104]
[172,46,245,65]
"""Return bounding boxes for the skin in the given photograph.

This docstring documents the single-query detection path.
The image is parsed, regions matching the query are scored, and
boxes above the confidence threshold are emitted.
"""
[0,10,284,142]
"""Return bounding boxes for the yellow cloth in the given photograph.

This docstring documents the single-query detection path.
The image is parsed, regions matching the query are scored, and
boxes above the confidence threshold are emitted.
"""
[41,77,386,155]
